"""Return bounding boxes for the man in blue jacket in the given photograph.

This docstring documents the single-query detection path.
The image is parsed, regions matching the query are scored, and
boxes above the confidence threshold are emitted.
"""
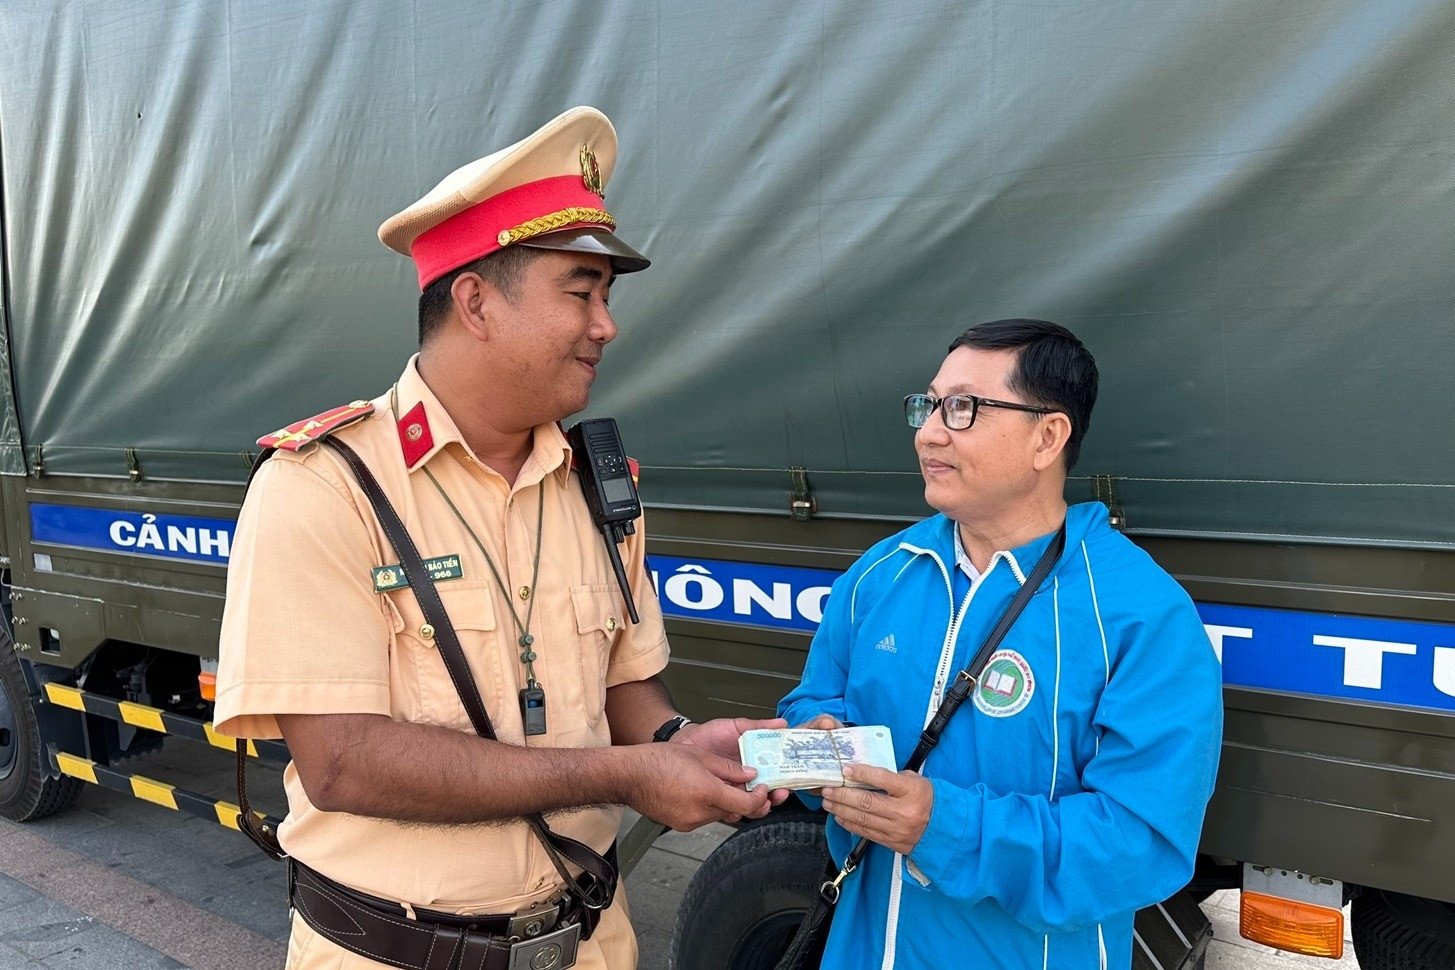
[779,319,1223,969]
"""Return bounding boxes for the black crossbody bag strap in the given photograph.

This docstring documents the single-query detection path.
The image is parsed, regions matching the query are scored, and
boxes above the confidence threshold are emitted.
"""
[322,439,618,919]
[775,523,1067,970]
[908,523,1068,774]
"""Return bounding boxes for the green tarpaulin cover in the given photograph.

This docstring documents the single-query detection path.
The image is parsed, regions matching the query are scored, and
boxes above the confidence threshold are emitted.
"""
[1,1,1451,543]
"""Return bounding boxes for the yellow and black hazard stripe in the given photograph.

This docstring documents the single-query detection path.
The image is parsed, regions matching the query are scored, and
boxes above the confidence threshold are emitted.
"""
[52,752,282,833]
[42,683,290,763]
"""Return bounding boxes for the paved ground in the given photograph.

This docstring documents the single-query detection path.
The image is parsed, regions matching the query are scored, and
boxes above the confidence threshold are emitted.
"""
[0,742,1360,969]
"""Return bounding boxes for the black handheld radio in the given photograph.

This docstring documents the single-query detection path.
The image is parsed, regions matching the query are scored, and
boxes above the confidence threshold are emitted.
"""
[566,418,641,624]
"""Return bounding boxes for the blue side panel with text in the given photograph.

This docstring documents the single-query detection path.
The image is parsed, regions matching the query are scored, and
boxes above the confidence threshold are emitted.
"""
[1199,602,1455,714]
[30,504,236,564]
[25,503,1455,715]
[647,555,840,634]
[645,554,1455,715]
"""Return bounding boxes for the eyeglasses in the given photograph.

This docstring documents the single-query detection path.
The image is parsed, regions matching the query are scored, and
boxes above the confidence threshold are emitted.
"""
[903,392,1056,431]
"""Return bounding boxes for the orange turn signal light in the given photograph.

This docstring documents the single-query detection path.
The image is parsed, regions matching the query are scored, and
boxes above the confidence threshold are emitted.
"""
[1240,890,1344,959]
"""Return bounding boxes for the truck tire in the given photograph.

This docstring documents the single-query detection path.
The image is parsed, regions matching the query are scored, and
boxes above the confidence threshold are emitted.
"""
[1352,889,1455,970]
[0,645,82,821]
[671,817,830,970]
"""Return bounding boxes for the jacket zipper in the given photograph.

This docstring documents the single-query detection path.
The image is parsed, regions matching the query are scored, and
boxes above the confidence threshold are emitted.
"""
[881,543,985,970]
[900,541,984,716]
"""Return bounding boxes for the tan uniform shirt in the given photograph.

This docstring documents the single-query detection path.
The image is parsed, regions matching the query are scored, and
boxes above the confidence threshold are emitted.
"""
[216,357,669,923]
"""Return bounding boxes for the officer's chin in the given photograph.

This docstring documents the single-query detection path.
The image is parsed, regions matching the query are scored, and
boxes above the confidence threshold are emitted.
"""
[555,391,594,424]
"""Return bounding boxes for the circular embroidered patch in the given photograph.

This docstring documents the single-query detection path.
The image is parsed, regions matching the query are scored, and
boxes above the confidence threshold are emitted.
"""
[973,649,1035,718]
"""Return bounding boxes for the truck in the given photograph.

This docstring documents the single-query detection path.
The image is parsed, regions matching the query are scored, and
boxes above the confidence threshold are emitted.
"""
[1,2,1451,968]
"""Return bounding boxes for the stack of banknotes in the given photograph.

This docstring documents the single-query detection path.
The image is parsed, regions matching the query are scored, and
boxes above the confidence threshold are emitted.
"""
[739,726,898,791]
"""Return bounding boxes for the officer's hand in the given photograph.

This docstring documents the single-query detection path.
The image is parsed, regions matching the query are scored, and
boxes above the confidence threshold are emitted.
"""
[820,765,934,856]
[628,744,772,831]
[675,717,792,808]
[675,716,784,760]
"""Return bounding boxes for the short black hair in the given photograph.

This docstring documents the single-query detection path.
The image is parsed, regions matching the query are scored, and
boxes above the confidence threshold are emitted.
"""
[948,318,1099,470]
[417,244,542,345]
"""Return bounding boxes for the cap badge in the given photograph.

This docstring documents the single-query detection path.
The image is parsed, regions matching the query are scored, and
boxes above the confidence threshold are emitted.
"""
[580,145,604,197]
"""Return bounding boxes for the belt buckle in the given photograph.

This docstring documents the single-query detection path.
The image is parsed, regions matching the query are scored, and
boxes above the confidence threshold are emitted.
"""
[507,920,580,970]
[507,899,560,939]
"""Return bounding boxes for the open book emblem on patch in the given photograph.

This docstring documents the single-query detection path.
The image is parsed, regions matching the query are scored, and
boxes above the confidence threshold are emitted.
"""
[974,649,1035,717]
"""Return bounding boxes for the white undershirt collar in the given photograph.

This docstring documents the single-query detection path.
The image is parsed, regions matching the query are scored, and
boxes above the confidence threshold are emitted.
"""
[952,524,982,582]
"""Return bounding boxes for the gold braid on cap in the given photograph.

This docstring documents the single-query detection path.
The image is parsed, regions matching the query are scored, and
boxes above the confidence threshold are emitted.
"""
[496,208,616,247]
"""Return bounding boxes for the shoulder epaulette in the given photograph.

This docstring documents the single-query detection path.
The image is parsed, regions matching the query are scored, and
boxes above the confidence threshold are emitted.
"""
[257,401,375,452]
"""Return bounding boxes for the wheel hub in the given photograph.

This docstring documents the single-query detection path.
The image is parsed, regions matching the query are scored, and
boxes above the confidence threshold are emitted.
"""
[0,677,18,780]
[728,909,808,970]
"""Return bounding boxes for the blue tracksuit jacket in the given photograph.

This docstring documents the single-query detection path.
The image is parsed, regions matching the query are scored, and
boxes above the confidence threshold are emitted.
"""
[779,502,1223,969]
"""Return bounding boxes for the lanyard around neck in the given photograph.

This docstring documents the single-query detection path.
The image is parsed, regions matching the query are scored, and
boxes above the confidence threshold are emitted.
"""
[393,386,548,687]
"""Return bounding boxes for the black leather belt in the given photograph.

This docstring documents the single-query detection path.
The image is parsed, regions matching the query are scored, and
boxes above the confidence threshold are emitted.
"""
[289,859,586,970]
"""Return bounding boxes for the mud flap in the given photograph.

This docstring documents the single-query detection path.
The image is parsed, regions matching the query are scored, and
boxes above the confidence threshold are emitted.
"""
[1133,890,1213,970]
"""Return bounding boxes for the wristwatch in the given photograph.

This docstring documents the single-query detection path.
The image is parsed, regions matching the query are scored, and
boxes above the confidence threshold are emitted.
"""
[651,714,693,743]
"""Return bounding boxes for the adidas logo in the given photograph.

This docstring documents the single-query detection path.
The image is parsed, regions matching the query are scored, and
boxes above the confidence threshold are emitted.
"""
[875,634,898,653]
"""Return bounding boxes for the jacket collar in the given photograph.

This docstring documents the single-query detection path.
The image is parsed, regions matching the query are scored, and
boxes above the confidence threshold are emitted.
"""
[899,502,1107,586]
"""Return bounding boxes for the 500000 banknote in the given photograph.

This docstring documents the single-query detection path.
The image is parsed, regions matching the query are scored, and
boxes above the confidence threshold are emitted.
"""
[739,726,897,791]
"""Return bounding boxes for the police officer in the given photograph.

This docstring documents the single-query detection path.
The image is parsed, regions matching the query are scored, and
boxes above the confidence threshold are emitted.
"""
[215,107,786,970]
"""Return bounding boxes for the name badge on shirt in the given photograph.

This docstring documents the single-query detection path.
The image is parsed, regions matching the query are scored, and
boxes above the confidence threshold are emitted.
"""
[372,554,464,592]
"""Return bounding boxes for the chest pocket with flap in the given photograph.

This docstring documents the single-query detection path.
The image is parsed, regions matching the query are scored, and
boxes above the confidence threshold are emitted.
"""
[383,581,501,734]
[571,584,624,728]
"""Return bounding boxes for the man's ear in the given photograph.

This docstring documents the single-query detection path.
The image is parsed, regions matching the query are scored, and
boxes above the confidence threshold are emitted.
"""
[449,271,494,343]
[1031,413,1072,472]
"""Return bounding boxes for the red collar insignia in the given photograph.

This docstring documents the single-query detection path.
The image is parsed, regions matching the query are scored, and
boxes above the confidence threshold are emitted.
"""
[398,401,435,468]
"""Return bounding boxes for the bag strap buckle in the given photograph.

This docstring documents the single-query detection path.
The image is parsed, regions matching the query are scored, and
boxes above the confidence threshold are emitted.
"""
[820,860,856,905]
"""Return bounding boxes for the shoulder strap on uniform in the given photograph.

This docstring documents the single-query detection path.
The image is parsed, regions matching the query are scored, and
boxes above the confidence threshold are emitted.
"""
[243,399,376,489]
[256,401,375,452]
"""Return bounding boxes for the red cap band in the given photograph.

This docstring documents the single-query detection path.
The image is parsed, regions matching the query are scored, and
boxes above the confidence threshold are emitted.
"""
[410,175,612,289]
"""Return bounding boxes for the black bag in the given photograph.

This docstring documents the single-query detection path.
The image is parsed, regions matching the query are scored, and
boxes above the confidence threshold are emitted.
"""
[774,523,1067,970]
